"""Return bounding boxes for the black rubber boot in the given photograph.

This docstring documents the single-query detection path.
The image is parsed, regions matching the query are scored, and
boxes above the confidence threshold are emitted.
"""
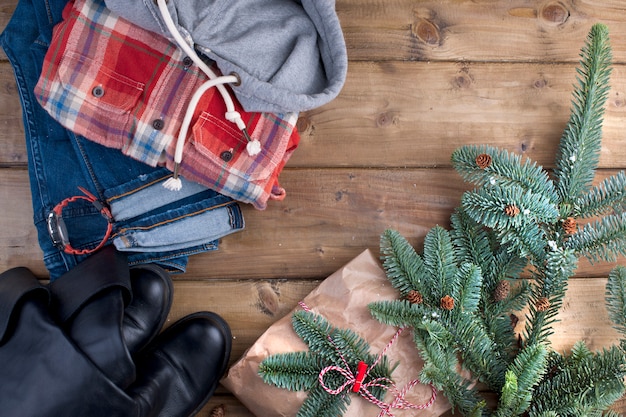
[48,246,173,388]
[0,267,138,417]
[0,266,231,417]
[129,312,232,417]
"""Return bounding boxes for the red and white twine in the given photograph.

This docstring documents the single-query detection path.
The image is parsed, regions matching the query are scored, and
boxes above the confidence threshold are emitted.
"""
[298,302,437,416]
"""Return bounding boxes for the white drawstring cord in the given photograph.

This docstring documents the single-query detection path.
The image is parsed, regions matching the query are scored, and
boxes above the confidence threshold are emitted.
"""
[162,74,239,191]
[156,0,261,191]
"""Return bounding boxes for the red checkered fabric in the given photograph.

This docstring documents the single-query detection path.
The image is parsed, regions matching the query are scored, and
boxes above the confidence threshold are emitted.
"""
[35,0,300,210]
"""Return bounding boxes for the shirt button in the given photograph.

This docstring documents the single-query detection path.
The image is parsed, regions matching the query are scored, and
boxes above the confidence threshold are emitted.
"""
[182,56,193,67]
[92,86,105,98]
[152,119,165,130]
[220,150,233,162]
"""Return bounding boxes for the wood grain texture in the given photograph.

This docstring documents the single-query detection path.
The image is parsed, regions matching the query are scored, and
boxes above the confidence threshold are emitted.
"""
[3,62,626,169]
[2,0,626,414]
[3,168,625,280]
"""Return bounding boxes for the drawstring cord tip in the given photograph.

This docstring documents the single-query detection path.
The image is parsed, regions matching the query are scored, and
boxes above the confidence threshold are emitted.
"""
[163,164,183,191]
[243,128,261,156]
[247,139,261,156]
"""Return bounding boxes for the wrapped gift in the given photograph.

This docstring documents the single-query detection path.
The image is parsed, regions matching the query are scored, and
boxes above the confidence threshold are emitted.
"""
[221,249,453,416]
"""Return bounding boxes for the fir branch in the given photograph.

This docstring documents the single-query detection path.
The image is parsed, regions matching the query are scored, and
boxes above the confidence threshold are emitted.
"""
[451,145,559,205]
[452,313,508,391]
[413,328,484,415]
[292,310,343,364]
[528,343,626,417]
[331,327,388,376]
[380,229,427,297]
[455,263,483,314]
[606,266,626,337]
[495,343,549,416]
[494,279,532,314]
[461,185,559,260]
[461,185,559,231]
[422,226,458,300]
[523,249,578,346]
[450,209,494,270]
[575,171,626,218]
[554,23,613,204]
[258,351,326,391]
[369,299,431,329]
[565,212,626,263]
[494,223,547,262]
[297,383,350,417]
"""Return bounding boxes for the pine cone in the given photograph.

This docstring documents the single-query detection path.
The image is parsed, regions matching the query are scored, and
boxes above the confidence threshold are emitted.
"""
[475,153,492,169]
[493,280,510,302]
[563,217,577,235]
[535,297,551,312]
[440,295,455,310]
[210,404,225,417]
[504,204,521,217]
[406,290,423,304]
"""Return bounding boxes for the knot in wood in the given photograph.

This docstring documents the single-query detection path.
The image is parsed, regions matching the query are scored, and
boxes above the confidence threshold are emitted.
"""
[504,204,521,217]
[296,116,312,134]
[407,290,423,304]
[440,295,455,310]
[541,3,570,25]
[535,297,551,312]
[475,153,492,169]
[413,18,440,45]
[209,404,225,417]
[563,217,577,235]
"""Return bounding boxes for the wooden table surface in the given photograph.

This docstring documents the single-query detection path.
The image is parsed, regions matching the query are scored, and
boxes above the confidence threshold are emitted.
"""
[2,1,626,415]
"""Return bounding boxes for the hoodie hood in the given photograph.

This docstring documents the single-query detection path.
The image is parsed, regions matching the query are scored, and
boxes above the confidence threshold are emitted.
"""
[104,0,348,114]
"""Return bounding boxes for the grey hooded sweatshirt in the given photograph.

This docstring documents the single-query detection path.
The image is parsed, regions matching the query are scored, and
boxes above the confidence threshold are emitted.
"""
[104,0,348,114]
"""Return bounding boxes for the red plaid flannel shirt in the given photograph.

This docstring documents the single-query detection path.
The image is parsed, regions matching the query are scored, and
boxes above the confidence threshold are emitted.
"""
[35,0,300,210]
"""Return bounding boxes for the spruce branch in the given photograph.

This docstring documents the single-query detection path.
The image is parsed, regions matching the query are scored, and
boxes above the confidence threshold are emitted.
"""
[528,342,626,416]
[575,171,626,218]
[297,384,350,417]
[422,226,458,300]
[451,145,559,205]
[455,263,483,314]
[259,310,394,416]
[606,266,626,337]
[259,351,326,391]
[380,229,427,297]
[554,23,613,205]
[523,249,578,346]
[565,212,626,263]
[495,344,548,416]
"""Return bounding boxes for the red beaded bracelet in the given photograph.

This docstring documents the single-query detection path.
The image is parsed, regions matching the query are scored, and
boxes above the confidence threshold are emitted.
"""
[47,187,113,255]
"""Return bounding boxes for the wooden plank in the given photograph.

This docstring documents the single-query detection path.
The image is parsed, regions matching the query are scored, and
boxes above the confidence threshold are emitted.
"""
[337,0,626,63]
[3,61,626,169]
[0,64,26,166]
[3,167,625,280]
[293,61,626,169]
[2,1,626,64]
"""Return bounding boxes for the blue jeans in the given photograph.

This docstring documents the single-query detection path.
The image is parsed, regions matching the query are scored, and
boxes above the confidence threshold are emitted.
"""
[0,0,244,280]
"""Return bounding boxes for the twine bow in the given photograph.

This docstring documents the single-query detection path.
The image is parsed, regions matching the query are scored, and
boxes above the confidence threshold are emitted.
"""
[299,302,438,417]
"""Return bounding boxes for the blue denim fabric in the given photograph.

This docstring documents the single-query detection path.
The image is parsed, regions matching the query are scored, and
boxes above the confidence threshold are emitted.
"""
[0,0,244,280]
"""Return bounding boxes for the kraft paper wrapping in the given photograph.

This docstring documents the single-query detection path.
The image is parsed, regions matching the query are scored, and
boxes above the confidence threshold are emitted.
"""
[221,249,452,417]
